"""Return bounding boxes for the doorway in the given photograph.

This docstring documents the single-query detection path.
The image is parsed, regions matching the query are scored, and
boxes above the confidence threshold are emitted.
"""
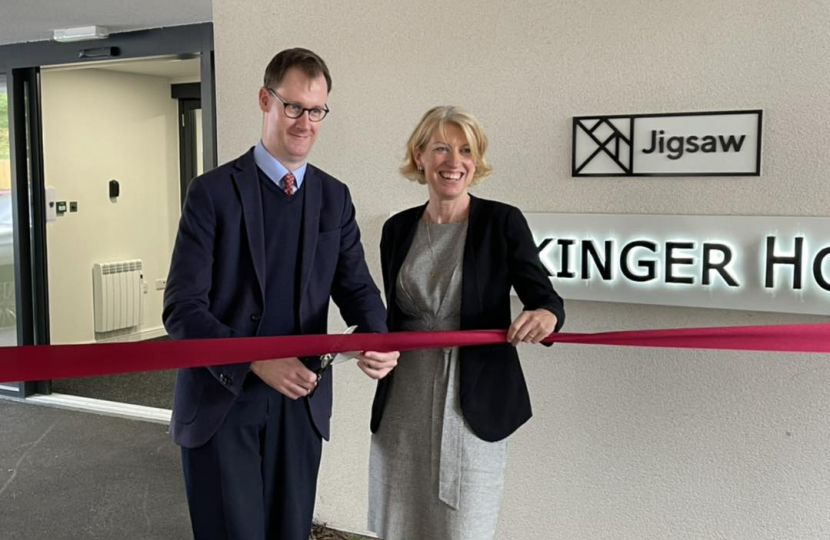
[0,24,215,410]
[40,56,201,409]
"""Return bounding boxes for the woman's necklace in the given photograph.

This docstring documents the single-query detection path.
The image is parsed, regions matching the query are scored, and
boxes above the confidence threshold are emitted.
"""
[425,219,439,281]
[424,214,463,283]
[421,217,465,320]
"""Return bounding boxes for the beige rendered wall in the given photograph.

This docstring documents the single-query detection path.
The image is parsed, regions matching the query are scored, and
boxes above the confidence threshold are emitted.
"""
[212,1,830,538]
[41,68,181,344]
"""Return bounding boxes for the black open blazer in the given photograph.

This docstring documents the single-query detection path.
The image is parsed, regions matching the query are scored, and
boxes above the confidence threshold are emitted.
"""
[370,195,565,442]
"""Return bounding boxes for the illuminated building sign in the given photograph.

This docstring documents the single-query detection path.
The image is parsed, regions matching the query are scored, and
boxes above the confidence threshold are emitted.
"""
[572,110,762,176]
[526,213,830,315]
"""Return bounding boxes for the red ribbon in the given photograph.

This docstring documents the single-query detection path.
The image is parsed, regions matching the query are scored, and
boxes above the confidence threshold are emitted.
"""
[0,324,828,382]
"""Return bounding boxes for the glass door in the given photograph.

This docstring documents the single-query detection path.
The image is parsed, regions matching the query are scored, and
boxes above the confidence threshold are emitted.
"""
[0,68,50,397]
[0,74,18,393]
[0,74,15,348]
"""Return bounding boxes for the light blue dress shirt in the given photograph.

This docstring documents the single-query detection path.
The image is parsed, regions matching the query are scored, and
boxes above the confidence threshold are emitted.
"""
[253,140,307,191]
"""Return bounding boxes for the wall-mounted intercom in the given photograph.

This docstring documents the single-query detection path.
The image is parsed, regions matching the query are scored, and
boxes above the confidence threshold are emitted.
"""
[109,179,120,200]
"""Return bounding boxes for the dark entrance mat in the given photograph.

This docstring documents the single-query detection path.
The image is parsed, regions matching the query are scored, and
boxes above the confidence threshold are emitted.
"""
[50,369,177,410]
[50,335,176,410]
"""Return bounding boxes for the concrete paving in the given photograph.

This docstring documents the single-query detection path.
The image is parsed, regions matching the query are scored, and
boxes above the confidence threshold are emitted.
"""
[0,399,191,539]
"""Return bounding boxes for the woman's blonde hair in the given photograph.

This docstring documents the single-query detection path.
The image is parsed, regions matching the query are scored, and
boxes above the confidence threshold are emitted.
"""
[400,106,492,186]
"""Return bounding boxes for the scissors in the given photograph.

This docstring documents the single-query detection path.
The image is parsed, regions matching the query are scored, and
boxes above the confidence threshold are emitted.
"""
[309,325,360,397]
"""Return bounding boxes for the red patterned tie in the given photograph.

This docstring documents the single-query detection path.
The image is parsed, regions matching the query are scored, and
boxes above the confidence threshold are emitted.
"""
[282,172,295,196]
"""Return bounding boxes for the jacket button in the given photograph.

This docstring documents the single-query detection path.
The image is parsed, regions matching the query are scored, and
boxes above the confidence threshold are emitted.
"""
[250,314,261,322]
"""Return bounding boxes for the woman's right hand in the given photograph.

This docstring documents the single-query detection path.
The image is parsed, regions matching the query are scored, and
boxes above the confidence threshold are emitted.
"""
[506,309,558,346]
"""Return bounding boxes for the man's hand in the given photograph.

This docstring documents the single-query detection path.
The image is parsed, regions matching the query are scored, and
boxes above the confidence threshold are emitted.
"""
[250,357,317,399]
[507,309,558,347]
[356,350,400,380]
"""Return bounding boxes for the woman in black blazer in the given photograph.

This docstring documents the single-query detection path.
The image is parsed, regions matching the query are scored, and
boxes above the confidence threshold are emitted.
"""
[366,106,565,540]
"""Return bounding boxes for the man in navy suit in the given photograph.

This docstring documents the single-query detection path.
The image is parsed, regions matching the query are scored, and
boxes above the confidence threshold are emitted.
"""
[163,48,399,540]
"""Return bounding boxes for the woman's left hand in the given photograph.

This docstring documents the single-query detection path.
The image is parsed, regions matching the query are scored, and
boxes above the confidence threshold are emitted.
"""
[507,309,558,346]
[357,350,400,380]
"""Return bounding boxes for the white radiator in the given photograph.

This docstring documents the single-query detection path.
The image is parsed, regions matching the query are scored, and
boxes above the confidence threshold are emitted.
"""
[92,260,144,333]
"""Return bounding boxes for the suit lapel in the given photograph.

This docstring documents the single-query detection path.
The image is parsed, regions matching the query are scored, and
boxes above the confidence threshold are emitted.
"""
[461,195,484,328]
[382,204,423,331]
[298,166,322,308]
[459,195,491,403]
[390,203,427,295]
[232,149,266,300]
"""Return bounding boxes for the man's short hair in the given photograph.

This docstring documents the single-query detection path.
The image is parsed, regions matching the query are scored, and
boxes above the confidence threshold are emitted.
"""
[263,48,332,93]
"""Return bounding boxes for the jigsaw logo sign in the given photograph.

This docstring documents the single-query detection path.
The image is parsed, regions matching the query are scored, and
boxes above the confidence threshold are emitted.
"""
[572,110,762,177]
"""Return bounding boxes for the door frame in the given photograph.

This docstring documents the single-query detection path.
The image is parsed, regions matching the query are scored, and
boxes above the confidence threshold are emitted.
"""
[171,82,202,206]
[0,23,216,398]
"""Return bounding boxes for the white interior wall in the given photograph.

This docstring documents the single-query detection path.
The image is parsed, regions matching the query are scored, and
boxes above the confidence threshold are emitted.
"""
[41,68,181,344]
[212,1,830,538]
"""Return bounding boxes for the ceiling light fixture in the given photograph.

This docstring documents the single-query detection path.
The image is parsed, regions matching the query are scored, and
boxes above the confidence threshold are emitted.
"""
[52,25,109,43]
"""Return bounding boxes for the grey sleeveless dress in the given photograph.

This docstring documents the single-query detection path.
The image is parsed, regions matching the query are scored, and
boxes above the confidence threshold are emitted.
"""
[368,218,508,540]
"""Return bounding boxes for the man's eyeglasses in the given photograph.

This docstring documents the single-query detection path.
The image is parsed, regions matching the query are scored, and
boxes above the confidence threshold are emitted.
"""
[267,88,329,122]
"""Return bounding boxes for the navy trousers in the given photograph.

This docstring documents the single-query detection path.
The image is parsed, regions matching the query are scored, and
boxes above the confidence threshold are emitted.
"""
[181,377,323,540]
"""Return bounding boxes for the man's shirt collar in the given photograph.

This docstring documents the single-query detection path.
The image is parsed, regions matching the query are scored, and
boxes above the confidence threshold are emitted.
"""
[254,140,307,190]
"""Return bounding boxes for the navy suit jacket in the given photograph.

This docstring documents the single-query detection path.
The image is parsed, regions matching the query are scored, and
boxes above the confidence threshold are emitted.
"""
[371,196,565,442]
[164,148,387,448]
